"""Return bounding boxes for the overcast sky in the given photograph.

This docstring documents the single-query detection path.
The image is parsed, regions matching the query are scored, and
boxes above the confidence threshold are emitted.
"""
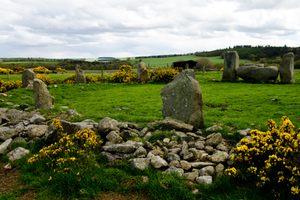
[1,0,300,58]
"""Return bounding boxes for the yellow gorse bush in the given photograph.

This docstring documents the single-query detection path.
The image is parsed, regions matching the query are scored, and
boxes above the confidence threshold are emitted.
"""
[0,80,22,92]
[0,67,13,74]
[32,66,51,74]
[36,74,53,85]
[111,64,137,83]
[149,68,179,83]
[28,118,102,177]
[226,116,300,198]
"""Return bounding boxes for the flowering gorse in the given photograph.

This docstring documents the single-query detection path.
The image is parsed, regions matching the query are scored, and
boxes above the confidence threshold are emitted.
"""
[226,116,300,198]
[0,80,22,92]
[111,64,137,83]
[28,119,102,178]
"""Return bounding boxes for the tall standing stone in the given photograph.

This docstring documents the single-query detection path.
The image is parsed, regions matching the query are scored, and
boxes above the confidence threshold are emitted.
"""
[22,69,36,88]
[222,51,239,81]
[33,79,54,109]
[137,60,147,81]
[75,65,86,84]
[280,52,294,83]
[161,69,204,129]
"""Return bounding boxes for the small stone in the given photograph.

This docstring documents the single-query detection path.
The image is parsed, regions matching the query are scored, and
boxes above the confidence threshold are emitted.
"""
[163,138,170,144]
[0,139,13,154]
[164,167,184,176]
[106,131,123,144]
[150,155,168,169]
[215,163,225,177]
[196,176,213,184]
[216,142,229,152]
[26,125,48,138]
[204,146,215,154]
[169,160,181,168]
[199,166,215,176]
[166,153,181,162]
[195,141,205,150]
[205,133,223,146]
[180,160,192,171]
[98,117,119,133]
[184,170,199,181]
[4,163,12,170]
[131,158,150,170]
[29,114,46,124]
[0,127,18,140]
[133,146,147,158]
[7,147,30,161]
[190,162,216,168]
[210,151,229,163]
[206,125,223,133]
[139,127,149,137]
[238,128,251,136]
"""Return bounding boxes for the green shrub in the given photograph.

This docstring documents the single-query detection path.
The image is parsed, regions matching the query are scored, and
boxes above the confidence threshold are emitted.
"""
[111,64,137,83]
[149,68,179,83]
[226,116,300,199]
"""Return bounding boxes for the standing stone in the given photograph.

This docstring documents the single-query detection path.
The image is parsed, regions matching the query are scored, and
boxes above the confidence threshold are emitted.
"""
[280,52,294,83]
[33,79,54,109]
[137,60,148,82]
[222,51,239,81]
[75,65,86,84]
[22,69,36,88]
[161,70,204,129]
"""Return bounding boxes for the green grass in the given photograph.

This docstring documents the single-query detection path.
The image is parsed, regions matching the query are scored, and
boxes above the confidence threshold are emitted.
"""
[131,55,252,67]
[1,71,300,130]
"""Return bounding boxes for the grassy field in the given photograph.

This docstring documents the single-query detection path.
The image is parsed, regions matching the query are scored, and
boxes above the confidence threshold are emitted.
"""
[1,71,300,130]
[131,55,252,67]
[1,70,300,200]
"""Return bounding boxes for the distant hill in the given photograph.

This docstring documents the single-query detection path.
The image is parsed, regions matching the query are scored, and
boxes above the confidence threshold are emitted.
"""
[195,45,300,61]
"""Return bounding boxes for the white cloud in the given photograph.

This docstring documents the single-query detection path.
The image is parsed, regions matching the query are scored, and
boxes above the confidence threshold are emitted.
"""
[0,0,299,57]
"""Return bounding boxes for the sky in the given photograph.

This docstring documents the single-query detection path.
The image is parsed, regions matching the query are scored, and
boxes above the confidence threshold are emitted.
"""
[1,0,300,58]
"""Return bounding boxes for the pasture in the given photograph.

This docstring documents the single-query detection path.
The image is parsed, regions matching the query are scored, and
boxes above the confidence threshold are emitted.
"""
[1,70,300,130]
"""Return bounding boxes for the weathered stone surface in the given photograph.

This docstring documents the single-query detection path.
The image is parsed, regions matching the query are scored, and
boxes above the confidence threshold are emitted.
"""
[26,125,48,138]
[139,64,149,83]
[133,146,147,158]
[195,141,205,150]
[150,155,168,169]
[131,158,150,170]
[29,114,46,124]
[210,151,229,163]
[33,79,54,109]
[22,69,36,88]
[222,51,239,81]
[0,139,13,154]
[280,52,294,83]
[75,65,86,84]
[106,131,123,144]
[98,117,119,133]
[166,153,181,162]
[237,65,279,83]
[165,167,184,176]
[205,125,223,133]
[205,133,223,146]
[103,142,138,154]
[0,127,18,140]
[215,163,225,177]
[196,176,213,184]
[190,162,216,168]
[73,119,97,130]
[184,170,199,181]
[180,160,192,171]
[137,61,146,81]
[199,166,215,176]
[151,118,194,132]
[7,147,30,161]
[161,70,204,129]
